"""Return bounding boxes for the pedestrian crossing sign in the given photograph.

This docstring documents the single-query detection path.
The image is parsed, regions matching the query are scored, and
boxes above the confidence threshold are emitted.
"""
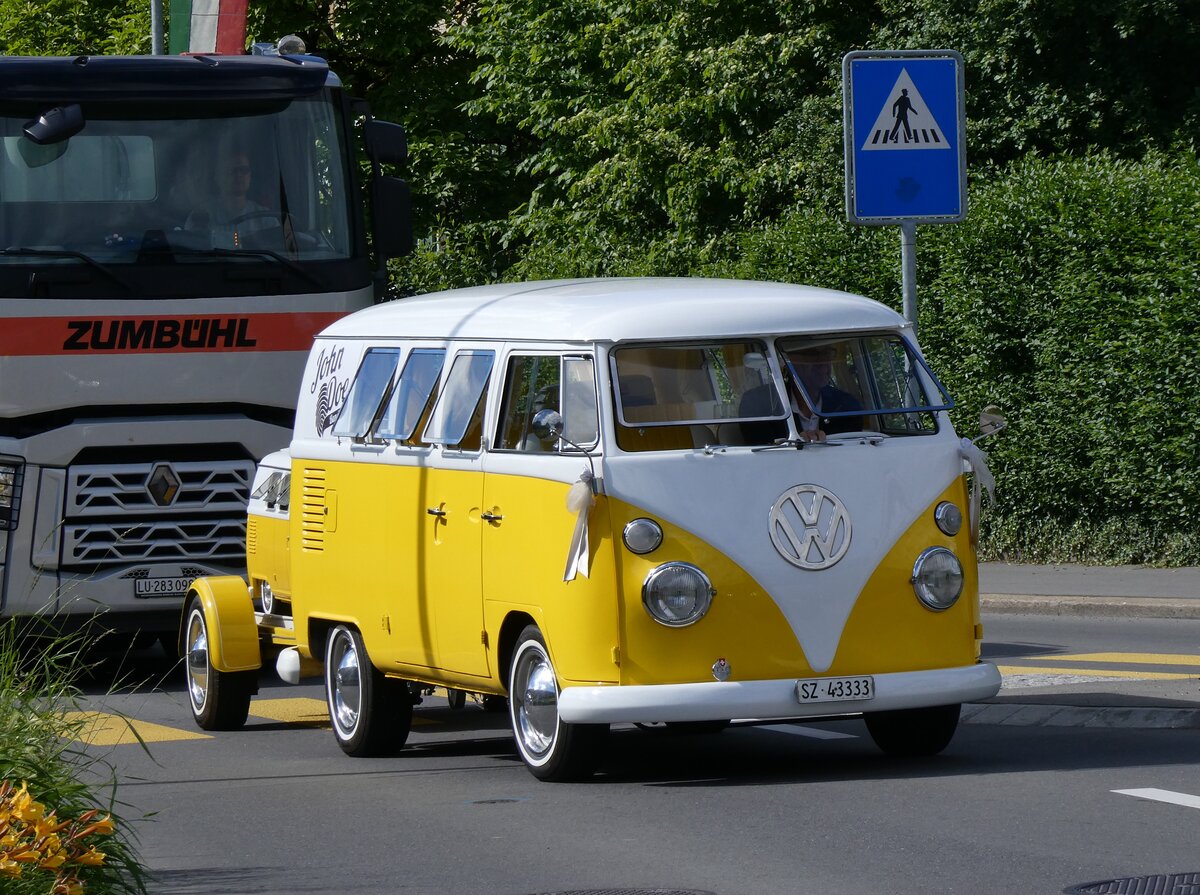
[842,50,967,223]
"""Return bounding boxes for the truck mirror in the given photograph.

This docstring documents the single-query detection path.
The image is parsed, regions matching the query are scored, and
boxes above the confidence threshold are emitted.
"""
[371,176,413,260]
[365,119,407,167]
[24,103,84,145]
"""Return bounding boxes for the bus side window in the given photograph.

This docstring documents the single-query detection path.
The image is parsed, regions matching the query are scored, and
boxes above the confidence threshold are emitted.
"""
[494,355,598,452]
[496,355,560,451]
[562,356,598,448]
[331,347,400,439]
[422,350,495,451]
[376,348,446,446]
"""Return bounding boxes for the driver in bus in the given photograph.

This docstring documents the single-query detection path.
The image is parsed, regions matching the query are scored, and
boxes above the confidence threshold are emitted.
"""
[785,343,863,441]
[185,146,272,248]
[738,343,863,443]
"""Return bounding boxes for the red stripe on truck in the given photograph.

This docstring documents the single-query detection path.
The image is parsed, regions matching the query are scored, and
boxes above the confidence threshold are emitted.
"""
[0,312,345,355]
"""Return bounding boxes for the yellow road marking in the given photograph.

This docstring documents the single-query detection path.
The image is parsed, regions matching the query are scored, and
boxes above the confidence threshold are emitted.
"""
[1031,652,1200,667]
[249,696,437,726]
[997,665,1194,680]
[250,697,329,724]
[63,711,210,746]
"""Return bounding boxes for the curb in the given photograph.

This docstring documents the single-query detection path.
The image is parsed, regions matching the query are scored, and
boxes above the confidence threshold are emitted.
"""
[981,593,1200,619]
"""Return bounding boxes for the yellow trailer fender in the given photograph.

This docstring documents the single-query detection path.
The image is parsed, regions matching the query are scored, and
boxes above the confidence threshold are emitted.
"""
[180,576,262,673]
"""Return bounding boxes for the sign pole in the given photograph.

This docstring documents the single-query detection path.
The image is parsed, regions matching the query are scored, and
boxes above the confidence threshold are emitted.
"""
[900,221,917,335]
[842,49,966,338]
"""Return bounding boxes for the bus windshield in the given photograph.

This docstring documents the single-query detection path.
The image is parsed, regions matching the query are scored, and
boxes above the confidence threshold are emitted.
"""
[611,333,953,449]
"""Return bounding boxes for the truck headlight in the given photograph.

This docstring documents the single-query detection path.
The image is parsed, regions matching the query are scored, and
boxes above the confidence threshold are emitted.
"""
[642,562,715,627]
[911,547,963,611]
[0,462,22,531]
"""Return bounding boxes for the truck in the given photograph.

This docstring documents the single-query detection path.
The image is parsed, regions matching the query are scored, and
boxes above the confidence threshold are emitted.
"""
[0,43,410,639]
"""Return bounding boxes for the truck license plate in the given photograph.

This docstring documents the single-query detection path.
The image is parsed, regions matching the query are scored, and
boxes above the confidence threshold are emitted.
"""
[795,675,874,703]
[134,577,195,598]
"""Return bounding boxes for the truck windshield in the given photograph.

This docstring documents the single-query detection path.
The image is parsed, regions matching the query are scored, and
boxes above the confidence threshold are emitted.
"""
[0,93,354,269]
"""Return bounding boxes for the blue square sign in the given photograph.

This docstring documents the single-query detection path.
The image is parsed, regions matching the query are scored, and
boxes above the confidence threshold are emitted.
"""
[843,50,967,224]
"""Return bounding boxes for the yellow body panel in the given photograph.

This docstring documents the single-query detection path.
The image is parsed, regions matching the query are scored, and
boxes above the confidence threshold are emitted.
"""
[291,460,434,668]
[482,471,619,685]
[247,513,292,599]
[184,576,261,672]
[830,478,978,673]
[424,465,489,677]
[608,479,977,685]
[278,455,974,695]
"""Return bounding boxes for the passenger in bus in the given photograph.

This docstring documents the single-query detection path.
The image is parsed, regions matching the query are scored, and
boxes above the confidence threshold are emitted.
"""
[738,344,863,443]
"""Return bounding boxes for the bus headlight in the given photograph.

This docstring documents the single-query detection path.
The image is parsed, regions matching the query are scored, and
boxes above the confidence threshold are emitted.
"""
[0,462,22,531]
[911,547,963,611]
[642,562,715,627]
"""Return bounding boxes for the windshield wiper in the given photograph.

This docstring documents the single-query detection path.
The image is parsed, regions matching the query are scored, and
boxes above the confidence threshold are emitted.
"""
[1,246,132,292]
[751,437,845,452]
[160,245,326,291]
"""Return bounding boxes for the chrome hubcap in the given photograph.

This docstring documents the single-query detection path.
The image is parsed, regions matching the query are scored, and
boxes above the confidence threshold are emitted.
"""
[513,644,558,759]
[329,631,361,735]
[186,609,209,713]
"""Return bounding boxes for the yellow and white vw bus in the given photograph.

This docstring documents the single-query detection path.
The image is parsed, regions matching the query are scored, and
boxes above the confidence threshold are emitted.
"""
[181,277,1002,781]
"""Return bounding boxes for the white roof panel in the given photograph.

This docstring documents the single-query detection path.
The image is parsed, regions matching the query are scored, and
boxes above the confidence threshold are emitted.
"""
[319,277,905,343]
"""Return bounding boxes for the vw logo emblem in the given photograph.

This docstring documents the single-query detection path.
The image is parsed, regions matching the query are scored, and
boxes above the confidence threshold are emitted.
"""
[768,484,852,570]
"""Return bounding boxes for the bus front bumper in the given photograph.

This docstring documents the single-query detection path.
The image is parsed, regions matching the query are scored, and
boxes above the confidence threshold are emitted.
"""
[557,662,1002,724]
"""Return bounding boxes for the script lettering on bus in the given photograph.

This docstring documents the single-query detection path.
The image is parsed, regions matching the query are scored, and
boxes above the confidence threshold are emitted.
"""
[62,318,257,351]
[308,343,351,435]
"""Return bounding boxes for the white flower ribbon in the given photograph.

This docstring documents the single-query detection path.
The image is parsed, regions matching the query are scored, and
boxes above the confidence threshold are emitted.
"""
[960,437,995,544]
[563,469,595,582]
[959,437,995,499]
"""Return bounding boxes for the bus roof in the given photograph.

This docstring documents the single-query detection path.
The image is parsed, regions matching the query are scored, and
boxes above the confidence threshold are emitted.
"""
[320,278,908,343]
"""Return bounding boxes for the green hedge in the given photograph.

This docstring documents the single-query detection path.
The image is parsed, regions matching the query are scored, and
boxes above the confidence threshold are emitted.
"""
[397,151,1200,564]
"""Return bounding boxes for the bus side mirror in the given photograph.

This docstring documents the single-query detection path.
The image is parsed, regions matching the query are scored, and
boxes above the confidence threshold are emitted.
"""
[371,176,412,261]
[532,409,564,442]
[978,405,1007,439]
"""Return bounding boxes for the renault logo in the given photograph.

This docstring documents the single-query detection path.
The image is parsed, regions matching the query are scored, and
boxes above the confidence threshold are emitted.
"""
[768,484,852,570]
[146,464,181,507]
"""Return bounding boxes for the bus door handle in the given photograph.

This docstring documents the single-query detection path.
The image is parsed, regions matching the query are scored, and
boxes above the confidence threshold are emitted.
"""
[426,507,446,518]
[481,511,503,524]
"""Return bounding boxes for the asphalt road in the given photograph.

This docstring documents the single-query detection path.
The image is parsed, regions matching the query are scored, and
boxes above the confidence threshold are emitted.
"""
[72,610,1200,895]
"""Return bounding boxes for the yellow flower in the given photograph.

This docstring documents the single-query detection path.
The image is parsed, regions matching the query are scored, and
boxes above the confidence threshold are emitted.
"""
[0,856,23,877]
[74,814,114,839]
[35,813,71,838]
[52,874,84,895]
[11,783,46,824]
[8,845,42,864]
[72,845,107,866]
[39,849,67,870]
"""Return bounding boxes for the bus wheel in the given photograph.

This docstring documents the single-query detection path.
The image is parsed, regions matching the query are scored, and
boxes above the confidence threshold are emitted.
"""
[508,626,607,782]
[184,598,253,731]
[324,625,412,757]
[446,688,466,710]
[864,704,961,757]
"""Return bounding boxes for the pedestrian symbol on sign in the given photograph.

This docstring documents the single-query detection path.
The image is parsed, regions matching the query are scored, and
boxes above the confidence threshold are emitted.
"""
[862,68,950,151]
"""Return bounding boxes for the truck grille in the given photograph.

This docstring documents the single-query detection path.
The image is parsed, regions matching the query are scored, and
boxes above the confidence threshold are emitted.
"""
[61,459,254,570]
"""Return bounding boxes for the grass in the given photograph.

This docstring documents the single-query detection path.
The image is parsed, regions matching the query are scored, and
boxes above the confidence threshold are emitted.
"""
[0,618,149,895]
